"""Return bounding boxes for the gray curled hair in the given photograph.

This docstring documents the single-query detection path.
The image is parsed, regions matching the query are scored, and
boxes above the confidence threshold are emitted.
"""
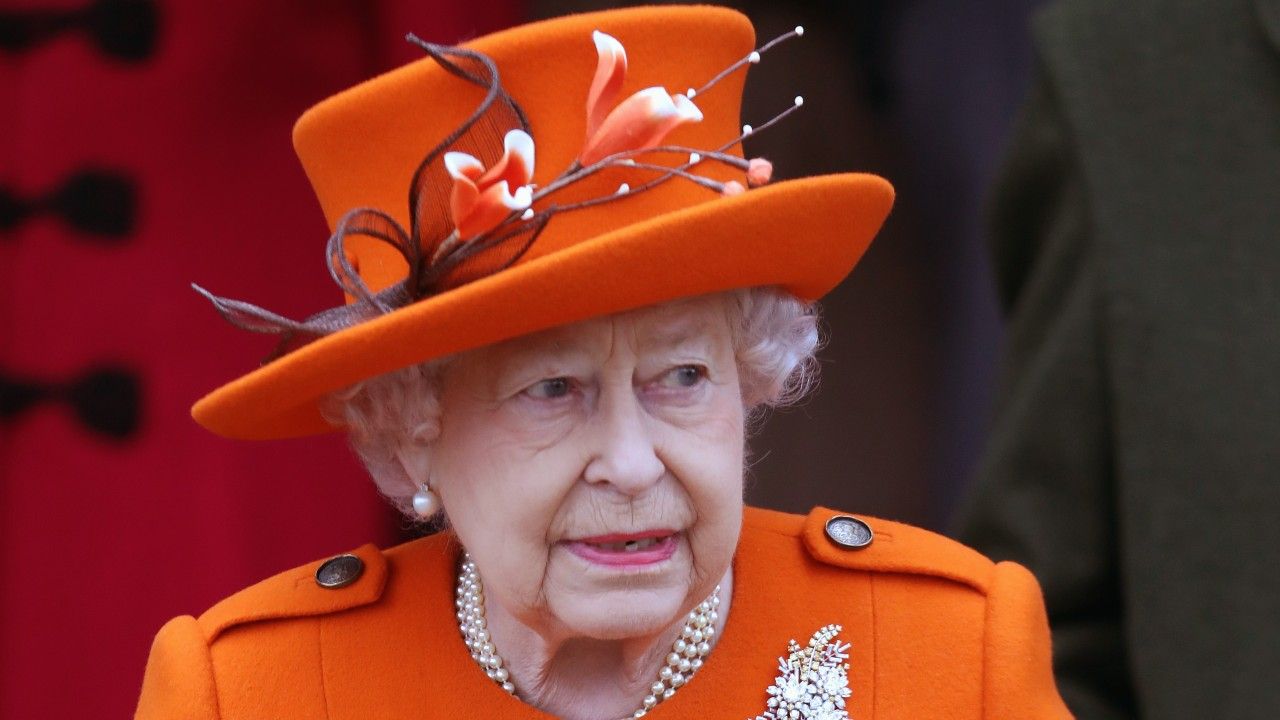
[323,287,821,518]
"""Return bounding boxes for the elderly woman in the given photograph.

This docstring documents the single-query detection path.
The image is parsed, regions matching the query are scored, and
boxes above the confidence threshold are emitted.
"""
[136,6,1070,720]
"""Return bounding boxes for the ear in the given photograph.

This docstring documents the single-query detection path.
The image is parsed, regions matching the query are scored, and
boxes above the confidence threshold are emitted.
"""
[393,441,432,487]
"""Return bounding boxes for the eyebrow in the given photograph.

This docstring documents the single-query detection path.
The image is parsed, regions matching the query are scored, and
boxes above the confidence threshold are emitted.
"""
[643,323,710,349]
[643,303,730,343]
[491,310,723,374]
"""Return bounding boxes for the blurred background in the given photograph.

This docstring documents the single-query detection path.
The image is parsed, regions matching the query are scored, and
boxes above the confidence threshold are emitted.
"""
[1,0,1045,717]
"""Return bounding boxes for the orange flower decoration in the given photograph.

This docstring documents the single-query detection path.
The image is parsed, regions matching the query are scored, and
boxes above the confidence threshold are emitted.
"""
[444,129,536,239]
[580,31,703,166]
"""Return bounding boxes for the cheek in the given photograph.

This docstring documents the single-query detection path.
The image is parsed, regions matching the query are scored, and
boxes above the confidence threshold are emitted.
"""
[432,407,590,613]
[659,396,745,574]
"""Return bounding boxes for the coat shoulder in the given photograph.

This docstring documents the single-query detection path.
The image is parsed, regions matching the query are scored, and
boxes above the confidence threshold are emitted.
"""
[744,505,999,594]
[194,534,448,643]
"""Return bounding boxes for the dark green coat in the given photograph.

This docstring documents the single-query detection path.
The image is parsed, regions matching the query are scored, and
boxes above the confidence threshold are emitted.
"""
[954,1,1280,718]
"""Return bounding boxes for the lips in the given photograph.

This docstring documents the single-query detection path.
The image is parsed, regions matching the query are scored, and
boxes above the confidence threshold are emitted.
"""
[587,536,664,552]
[565,530,679,567]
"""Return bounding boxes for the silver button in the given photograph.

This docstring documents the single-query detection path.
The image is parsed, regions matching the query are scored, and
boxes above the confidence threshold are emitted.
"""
[825,515,874,549]
[315,554,364,589]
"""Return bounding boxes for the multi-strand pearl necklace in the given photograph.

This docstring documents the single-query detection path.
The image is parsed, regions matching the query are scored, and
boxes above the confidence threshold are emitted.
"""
[455,553,721,718]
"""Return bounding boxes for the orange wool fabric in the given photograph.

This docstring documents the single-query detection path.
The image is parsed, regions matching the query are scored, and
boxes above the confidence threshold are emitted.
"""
[135,507,1072,719]
[190,6,894,440]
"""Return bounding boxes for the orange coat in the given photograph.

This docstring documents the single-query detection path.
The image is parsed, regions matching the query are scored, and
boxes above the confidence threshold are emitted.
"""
[136,506,1072,718]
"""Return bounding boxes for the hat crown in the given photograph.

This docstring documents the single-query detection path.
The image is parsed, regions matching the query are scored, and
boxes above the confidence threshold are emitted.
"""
[292,6,755,295]
[190,5,892,440]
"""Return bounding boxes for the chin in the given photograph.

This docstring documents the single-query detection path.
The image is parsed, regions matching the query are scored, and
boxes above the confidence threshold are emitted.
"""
[553,585,689,641]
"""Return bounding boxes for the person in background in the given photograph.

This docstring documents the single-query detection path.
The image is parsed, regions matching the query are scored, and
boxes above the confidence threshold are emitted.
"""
[955,0,1280,717]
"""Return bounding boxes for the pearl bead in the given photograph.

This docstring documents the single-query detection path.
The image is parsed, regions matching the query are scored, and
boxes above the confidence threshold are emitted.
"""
[455,551,718,716]
[411,487,438,517]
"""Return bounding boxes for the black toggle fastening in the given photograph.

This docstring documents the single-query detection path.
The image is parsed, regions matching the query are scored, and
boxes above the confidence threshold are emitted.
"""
[0,365,142,440]
[0,0,158,62]
[0,169,137,241]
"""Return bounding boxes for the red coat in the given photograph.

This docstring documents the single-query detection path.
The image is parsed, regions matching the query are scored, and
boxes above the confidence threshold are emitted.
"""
[137,506,1071,718]
[1,3,518,718]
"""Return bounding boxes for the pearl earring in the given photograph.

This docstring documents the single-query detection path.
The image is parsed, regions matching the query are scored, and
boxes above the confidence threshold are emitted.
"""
[411,483,439,518]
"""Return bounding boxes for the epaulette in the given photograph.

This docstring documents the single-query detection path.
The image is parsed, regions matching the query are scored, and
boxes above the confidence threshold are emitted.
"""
[759,506,998,595]
[196,542,389,643]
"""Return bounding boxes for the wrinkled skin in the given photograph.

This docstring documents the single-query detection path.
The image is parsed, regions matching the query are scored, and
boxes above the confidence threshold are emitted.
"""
[427,295,743,718]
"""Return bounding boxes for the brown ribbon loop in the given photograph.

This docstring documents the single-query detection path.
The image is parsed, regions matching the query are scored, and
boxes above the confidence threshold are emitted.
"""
[193,36,534,363]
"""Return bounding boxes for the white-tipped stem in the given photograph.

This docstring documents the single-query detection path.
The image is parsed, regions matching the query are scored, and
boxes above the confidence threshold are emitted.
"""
[691,27,805,97]
[715,98,807,154]
[689,152,702,164]
[531,153,750,222]
[521,208,535,220]
[687,87,697,98]
[616,182,630,195]
[794,96,804,106]
[652,145,751,169]
[610,162,728,192]
[610,145,749,170]
[532,144,750,207]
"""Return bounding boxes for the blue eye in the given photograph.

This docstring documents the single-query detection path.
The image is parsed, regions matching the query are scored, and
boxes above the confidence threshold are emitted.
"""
[662,365,706,388]
[526,377,572,399]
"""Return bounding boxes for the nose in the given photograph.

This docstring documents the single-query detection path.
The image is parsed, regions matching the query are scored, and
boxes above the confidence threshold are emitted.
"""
[582,384,665,495]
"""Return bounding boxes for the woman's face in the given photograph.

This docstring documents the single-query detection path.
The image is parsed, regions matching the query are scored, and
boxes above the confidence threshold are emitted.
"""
[430,295,745,641]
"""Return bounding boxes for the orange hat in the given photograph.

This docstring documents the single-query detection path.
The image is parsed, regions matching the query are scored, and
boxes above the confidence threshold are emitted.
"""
[192,5,894,440]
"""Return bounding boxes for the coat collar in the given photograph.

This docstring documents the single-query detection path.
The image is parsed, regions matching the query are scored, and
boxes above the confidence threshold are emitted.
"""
[313,509,880,718]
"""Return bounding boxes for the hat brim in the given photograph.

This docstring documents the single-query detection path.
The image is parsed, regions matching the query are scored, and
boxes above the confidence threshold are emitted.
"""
[193,173,893,439]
